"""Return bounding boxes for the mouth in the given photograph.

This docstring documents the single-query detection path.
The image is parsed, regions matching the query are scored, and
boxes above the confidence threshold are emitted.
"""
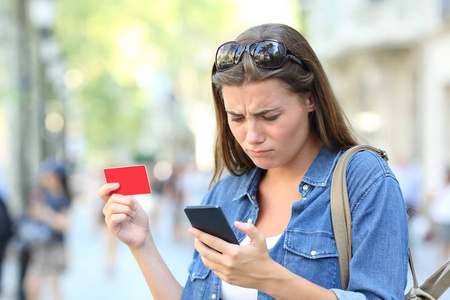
[247,149,272,157]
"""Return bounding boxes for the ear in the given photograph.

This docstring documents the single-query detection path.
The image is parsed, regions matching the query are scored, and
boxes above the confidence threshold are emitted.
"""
[304,93,316,112]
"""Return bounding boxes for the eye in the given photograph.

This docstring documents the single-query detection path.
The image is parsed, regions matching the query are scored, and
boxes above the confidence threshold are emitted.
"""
[263,115,279,121]
[229,115,245,122]
[231,117,245,122]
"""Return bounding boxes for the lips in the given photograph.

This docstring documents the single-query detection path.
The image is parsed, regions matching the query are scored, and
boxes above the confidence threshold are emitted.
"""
[247,149,272,157]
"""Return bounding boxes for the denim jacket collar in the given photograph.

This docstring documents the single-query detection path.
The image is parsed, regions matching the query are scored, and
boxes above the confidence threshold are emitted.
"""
[301,146,340,187]
[232,167,262,206]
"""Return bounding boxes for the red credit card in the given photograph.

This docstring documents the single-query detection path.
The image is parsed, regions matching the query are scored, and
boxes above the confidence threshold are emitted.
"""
[103,165,152,196]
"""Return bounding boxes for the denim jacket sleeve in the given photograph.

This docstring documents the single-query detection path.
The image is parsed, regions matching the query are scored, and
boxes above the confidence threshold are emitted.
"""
[331,150,409,300]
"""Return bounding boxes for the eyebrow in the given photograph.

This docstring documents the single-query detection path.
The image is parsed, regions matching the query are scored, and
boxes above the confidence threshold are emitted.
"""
[226,107,281,117]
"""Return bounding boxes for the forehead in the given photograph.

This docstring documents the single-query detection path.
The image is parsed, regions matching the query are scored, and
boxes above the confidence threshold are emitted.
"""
[222,78,299,110]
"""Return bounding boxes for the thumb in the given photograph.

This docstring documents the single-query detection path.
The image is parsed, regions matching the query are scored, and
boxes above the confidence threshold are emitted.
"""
[234,221,265,243]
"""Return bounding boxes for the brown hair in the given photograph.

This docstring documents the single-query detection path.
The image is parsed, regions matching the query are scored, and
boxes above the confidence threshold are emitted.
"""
[210,23,358,186]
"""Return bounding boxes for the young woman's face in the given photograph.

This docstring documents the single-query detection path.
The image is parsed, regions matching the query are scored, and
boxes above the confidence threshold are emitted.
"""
[222,78,316,171]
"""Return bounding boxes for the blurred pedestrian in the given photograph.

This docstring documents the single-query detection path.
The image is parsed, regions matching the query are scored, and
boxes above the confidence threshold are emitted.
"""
[22,159,71,300]
[429,168,450,262]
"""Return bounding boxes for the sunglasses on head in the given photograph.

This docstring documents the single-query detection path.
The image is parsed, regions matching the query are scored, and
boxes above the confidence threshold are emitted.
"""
[215,39,306,72]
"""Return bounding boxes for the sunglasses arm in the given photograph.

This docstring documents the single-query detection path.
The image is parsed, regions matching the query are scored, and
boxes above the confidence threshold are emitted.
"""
[287,54,307,70]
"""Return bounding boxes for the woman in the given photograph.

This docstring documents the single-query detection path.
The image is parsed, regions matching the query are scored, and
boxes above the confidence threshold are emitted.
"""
[23,161,71,300]
[99,23,409,299]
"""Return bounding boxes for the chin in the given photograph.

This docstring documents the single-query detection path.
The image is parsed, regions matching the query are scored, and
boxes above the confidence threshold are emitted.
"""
[251,158,279,170]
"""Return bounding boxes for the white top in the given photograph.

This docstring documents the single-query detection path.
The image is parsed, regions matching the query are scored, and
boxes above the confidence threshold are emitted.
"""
[220,234,282,300]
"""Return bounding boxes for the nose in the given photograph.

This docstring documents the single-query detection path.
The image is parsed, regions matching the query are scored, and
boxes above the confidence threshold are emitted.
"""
[246,120,265,145]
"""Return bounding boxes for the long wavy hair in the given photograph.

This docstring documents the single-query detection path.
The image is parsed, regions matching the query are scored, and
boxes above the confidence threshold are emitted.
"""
[210,23,358,186]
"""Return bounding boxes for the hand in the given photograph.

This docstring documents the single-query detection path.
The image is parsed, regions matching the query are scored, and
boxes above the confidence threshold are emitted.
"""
[99,183,151,250]
[188,221,276,289]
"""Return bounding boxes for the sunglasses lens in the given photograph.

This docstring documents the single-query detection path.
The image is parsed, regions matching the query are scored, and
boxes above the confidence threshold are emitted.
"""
[250,41,286,68]
[216,43,242,71]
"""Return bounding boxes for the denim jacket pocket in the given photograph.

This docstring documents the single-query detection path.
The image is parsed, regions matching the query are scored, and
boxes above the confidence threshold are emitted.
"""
[188,255,211,282]
[283,230,340,289]
[182,255,212,300]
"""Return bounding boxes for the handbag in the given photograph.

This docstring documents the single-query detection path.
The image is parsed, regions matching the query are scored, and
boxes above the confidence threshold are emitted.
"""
[330,145,450,299]
[17,218,55,248]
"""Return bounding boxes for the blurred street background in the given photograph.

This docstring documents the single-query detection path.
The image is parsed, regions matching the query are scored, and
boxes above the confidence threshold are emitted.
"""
[0,0,450,299]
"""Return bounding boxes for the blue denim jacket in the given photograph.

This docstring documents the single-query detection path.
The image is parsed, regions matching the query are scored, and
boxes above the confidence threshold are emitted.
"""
[182,146,409,300]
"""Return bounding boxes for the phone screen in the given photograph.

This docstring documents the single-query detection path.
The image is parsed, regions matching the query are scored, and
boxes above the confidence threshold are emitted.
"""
[184,205,239,245]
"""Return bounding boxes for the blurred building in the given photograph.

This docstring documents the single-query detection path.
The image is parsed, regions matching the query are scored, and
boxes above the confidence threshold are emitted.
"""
[300,0,450,201]
[0,0,69,213]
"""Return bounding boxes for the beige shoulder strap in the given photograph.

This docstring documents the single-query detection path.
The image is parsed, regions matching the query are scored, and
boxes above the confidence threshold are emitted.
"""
[330,145,388,290]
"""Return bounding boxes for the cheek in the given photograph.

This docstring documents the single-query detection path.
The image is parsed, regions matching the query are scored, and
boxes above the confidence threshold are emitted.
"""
[275,116,310,142]
[275,124,295,138]
[273,121,301,139]
[228,123,246,143]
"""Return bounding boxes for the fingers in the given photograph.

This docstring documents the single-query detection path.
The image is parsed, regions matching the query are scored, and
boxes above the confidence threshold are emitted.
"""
[108,212,130,224]
[191,229,252,286]
[98,183,120,203]
[189,227,232,254]
[190,225,274,288]
[234,221,265,244]
[194,238,223,261]
[103,193,136,224]
[189,227,242,268]
[193,238,234,276]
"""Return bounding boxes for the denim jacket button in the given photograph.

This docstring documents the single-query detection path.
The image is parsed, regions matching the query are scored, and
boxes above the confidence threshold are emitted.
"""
[247,218,253,223]
[302,184,309,191]
[211,293,216,299]
[311,250,317,256]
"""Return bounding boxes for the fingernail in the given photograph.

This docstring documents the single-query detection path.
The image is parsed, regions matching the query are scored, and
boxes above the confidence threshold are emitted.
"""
[113,183,120,187]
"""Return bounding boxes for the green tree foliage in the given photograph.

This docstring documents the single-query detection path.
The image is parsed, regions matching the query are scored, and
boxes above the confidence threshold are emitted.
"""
[55,0,235,163]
